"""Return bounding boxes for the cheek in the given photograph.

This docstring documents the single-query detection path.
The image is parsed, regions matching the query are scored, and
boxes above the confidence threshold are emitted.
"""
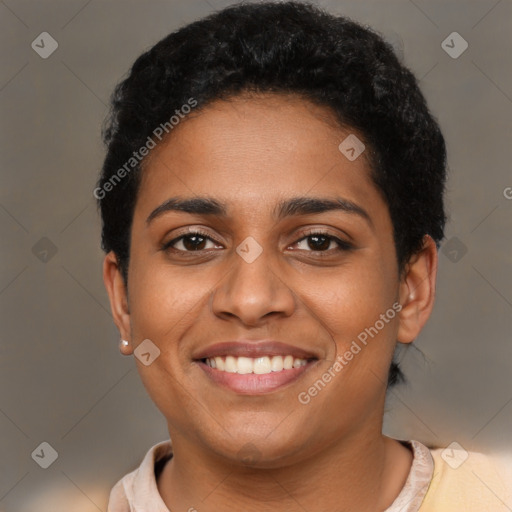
[128,257,211,341]
[296,270,398,427]
[299,257,399,395]
[126,260,212,427]
[301,259,397,340]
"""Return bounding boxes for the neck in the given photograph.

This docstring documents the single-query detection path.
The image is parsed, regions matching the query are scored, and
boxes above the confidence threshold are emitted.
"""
[157,424,413,512]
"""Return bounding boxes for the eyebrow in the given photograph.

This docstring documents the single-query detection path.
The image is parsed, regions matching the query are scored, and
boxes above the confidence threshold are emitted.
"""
[146,195,372,227]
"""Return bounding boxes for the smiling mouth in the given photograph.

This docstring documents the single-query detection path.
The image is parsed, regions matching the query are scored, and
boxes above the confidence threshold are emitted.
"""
[201,354,312,374]
[195,355,318,394]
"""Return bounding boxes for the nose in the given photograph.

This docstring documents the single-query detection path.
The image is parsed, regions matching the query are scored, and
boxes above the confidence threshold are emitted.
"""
[210,243,296,327]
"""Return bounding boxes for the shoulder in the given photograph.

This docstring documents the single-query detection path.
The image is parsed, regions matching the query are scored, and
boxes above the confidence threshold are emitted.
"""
[419,444,512,512]
[107,439,174,512]
[107,470,136,512]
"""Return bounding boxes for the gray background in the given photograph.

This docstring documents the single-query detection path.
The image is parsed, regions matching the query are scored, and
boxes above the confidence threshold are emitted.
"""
[1,0,511,510]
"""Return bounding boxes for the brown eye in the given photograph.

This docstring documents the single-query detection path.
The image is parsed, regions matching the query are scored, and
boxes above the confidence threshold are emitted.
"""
[294,232,352,252]
[303,234,332,251]
[180,234,208,251]
[163,232,223,252]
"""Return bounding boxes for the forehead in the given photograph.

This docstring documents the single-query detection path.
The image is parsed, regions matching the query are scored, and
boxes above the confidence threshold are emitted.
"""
[136,93,383,220]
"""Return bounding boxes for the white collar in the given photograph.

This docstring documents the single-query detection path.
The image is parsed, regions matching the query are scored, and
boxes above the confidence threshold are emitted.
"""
[118,438,433,511]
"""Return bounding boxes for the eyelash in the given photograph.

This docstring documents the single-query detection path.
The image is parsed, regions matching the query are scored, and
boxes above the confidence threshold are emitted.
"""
[161,228,353,255]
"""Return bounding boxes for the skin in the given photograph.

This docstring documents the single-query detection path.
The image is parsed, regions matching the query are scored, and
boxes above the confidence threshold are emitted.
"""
[103,92,438,511]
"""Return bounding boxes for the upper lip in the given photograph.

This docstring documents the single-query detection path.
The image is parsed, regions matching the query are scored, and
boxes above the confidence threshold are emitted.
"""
[193,341,319,360]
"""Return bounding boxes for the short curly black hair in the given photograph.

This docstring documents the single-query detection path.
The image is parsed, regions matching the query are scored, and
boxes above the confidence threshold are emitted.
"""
[96,0,447,388]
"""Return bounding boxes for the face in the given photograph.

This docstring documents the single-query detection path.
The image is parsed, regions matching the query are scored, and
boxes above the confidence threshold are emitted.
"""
[105,93,433,467]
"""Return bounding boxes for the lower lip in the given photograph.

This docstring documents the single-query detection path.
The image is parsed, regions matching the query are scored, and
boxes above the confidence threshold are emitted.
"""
[196,360,316,394]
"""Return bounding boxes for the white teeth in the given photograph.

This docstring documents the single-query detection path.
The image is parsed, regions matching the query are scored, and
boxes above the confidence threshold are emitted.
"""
[270,355,284,372]
[253,356,271,374]
[214,356,225,371]
[236,356,253,375]
[283,355,294,370]
[225,356,237,373]
[205,355,308,374]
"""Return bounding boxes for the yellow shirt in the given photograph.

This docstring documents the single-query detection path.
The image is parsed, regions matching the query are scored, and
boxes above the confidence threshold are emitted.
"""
[107,439,512,511]
[420,445,512,511]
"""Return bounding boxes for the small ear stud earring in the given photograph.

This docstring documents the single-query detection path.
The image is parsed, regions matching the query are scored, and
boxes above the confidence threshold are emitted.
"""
[119,339,132,355]
[119,339,130,352]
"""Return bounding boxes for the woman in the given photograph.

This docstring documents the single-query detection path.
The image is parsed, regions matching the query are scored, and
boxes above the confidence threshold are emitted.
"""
[97,2,511,510]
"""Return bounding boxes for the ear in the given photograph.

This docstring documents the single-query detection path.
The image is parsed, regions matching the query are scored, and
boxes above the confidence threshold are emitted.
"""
[396,235,438,344]
[103,251,133,355]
